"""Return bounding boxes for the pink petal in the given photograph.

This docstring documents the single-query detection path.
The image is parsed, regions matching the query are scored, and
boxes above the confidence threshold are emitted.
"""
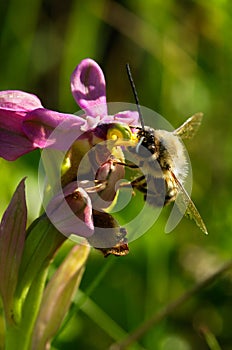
[46,183,94,237]
[23,108,86,149]
[89,158,125,207]
[0,90,43,160]
[0,131,36,160]
[0,90,43,111]
[114,110,140,126]
[0,108,25,132]
[0,109,36,160]
[71,58,107,117]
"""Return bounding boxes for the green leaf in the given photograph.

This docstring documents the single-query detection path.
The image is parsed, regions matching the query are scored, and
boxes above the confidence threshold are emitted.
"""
[31,244,90,350]
[14,214,66,323]
[5,267,48,350]
[0,178,27,324]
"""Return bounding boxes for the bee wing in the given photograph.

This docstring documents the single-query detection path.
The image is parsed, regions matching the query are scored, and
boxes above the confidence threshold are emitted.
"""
[171,171,208,234]
[173,112,203,139]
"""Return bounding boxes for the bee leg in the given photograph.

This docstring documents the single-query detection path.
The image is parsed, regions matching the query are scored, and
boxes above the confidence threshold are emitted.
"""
[119,175,147,192]
[130,175,147,193]
[112,160,139,169]
[78,179,108,193]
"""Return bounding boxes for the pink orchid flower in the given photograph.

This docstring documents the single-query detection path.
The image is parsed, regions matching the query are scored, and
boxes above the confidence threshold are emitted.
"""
[0,58,139,160]
[0,59,138,254]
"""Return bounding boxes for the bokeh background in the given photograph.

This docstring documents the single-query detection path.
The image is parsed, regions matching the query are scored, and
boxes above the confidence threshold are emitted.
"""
[1,0,232,349]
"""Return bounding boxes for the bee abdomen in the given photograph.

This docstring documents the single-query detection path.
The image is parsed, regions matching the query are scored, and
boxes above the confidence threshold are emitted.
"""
[164,172,178,205]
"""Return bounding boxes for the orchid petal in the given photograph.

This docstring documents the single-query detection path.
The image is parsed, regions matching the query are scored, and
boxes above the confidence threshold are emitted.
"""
[71,58,107,117]
[0,109,36,160]
[80,115,101,132]
[46,183,94,237]
[0,90,42,111]
[89,158,125,210]
[0,90,43,160]
[23,108,86,149]
[114,110,140,126]
[0,130,36,160]
[92,115,115,125]
[0,108,26,131]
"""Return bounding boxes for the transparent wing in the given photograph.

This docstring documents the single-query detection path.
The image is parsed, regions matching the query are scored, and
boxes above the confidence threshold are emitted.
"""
[174,112,203,139]
[171,171,208,234]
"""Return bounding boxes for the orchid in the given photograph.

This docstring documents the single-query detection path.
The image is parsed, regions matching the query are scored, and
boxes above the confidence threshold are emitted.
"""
[0,58,141,255]
[0,59,141,258]
[0,58,141,349]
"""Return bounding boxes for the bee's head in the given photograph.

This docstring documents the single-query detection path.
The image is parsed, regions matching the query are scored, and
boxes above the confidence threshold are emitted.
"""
[135,126,157,157]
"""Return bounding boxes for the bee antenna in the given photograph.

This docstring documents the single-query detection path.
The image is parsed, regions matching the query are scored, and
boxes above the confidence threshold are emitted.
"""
[126,63,145,130]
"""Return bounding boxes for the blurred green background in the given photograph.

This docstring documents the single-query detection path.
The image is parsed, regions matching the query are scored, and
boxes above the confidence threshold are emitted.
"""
[1,0,232,349]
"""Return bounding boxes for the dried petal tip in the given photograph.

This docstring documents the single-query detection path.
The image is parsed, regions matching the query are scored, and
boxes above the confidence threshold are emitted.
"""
[88,210,129,257]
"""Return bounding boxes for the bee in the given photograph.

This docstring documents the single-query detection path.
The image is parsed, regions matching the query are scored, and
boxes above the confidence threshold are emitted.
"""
[90,112,208,238]
[119,64,208,235]
[121,112,208,234]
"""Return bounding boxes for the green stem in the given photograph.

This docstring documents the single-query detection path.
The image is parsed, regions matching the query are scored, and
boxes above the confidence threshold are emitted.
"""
[5,267,48,350]
[5,326,29,350]
[14,215,65,324]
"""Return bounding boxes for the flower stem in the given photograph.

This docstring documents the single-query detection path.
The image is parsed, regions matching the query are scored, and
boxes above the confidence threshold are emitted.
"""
[5,267,48,350]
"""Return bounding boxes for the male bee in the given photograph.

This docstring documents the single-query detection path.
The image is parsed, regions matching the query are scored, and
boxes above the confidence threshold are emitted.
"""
[124,113,208,234]
[83,110,208,257]
[88,66,208,244]
[120,64,208,235]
